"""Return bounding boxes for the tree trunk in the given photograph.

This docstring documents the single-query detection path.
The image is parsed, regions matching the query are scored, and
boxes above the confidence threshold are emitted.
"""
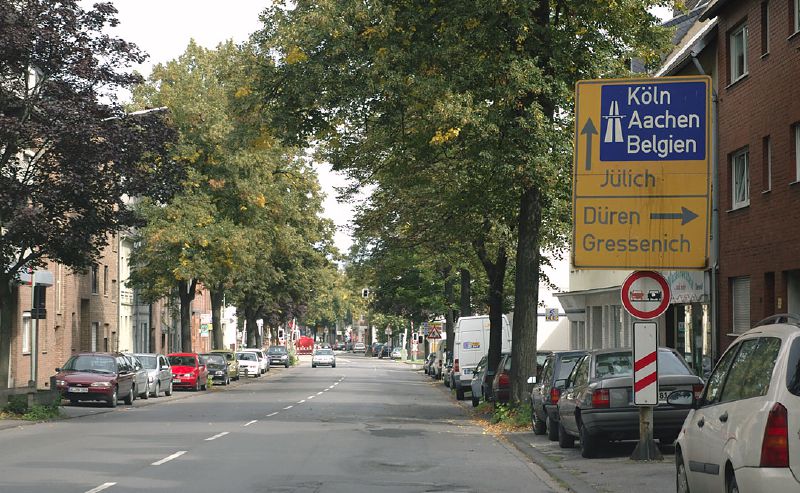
[474,238,508,376]
[244,306,258,347]
[460,268,471,317]
[511,186,543,404]
[210,284,224,350]
[444,269,455,361]
[0,278,15,389]
[177,279,196,353]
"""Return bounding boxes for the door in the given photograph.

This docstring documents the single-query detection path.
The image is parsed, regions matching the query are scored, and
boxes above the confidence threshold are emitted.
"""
[158,355,171,387]
[533,355,554,418]
[559,355,590,435]
[116,356,134,397]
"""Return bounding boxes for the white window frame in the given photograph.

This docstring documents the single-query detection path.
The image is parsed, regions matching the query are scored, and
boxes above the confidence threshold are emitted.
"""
[730,23,748,83]
[22,312,31,354]
[732,277,751,334]
[732,149,750,209]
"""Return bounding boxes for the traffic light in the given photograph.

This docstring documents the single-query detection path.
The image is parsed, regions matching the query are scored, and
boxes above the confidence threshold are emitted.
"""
[362,288,369,298]
[417,334,424,344]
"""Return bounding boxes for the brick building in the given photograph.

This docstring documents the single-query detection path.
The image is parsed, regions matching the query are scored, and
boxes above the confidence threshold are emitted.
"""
[701,0,800,351]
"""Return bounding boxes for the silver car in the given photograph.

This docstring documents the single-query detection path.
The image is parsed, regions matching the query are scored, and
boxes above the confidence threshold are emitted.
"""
[133,353,173,397]
[124,354,150,400]
[312,348,336,368]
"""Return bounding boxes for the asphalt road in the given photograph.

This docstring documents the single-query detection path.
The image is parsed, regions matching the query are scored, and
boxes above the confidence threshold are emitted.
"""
[0,353,561,493]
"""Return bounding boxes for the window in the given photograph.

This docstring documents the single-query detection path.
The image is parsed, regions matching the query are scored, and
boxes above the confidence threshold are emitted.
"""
[761,2,770,55]
[729,23,748,82]
[91,265,98,294]
[720,337,781,402]
[569,356,590,387]
[794,124,800,181]
[763,136,772,191]
[732,276,752,333]
[702,342,740,406]
[22,312,31,354]
[103,266,108,295]
[732,149,750,208]
[91,322,99,352]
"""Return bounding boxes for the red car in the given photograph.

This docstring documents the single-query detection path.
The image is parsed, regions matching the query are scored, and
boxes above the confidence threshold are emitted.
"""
[55,352,136,407]
[167,353,208,391]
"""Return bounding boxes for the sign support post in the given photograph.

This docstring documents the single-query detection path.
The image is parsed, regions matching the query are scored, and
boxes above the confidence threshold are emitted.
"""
[630,321,663,461]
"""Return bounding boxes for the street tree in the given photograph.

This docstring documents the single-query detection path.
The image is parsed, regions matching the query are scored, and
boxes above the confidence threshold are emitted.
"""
[0,0,179,386]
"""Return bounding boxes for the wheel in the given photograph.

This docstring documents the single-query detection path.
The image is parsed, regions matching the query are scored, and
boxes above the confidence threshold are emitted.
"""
[108,388,118,408]
[532,406,546,435]
[124,385,134,405]
[444,376,450,388]
[471,395,480,407]
[547,415,560,441]
[194,380,200,391]
[558,421,575,448]
[579,424,602,458]
[151,381,160,398]
[726,470,739,493]
[224,377,230,386]
[141,384,149,399]
[332,364,336,368]
[201,380,207,391]
[69,399,78,405]
[456,386,465,401]
[165,381,173,396]
[676,451,691,493]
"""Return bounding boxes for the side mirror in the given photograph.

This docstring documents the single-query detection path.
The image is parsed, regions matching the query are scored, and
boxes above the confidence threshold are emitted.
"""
[527,376,537,384]
[666,390,696,408]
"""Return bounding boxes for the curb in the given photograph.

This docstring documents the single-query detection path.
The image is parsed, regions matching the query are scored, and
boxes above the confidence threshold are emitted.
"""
[504,433,599,493]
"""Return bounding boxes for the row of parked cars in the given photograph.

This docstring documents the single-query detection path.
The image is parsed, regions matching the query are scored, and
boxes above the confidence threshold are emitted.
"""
[54,345,293,407]
[423,314,800,491]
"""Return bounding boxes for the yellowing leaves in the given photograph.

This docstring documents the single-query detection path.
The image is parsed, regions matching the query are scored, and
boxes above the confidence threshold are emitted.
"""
[234,86,252,98]
[465,18,480,30]
[254,193,267,208]
[285,46,308,64]
[429,127,461,145]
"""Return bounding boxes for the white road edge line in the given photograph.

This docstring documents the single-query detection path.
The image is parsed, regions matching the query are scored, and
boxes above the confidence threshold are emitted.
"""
[266,412,279,417]
[85,483,116,493]
[205,432,229,441]
[244,420,258,427]
[297,399,306,404]
[151,451,187,466]
[283,405,293,410]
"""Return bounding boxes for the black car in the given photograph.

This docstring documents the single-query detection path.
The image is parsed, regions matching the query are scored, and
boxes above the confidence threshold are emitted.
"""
[529,350,586,441]
[200,353,230,385]
[267,346,290,367]
[372,344,383,357]
[335,342,346,351]
[378,345,391,358]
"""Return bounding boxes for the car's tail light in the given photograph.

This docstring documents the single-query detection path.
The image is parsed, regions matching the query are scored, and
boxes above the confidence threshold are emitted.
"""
[454,359,459,373]
[591,389,610,408]
[549,387,561,404]
[692,384,704,400]
[760,402,789,467]
[498,372,510,387]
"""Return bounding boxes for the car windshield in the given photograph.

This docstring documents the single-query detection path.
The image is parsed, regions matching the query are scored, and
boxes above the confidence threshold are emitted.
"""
[316,349,333,355]
[237,352,257,361]
[594,353,633,378]
[268,347,287,354]
[202,354,226,366]
[62,355,116,373]
[168,355,196,367]
[135,355,158,369]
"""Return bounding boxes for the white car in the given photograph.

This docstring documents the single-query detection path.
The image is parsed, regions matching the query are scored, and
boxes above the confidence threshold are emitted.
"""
[672,315,800,493]
[241,348,269,374]
[352,342,365,353]
[236,351,261,377]
[312,348,336,368]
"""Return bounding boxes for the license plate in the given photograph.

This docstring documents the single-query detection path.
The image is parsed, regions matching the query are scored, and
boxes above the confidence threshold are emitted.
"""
[658,391,669,402]
[172,379,181,383]
[69,387,88,393]
[215,371,224,376]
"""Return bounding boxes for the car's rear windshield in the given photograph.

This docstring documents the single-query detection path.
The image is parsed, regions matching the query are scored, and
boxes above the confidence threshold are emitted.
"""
[268,347,287,354]
[202,354,225,366]
[316,349,333,355]
[237,352,257,361]
[657,350,693,375]
[557,355,582,379]
[62,355,116,373]
[594,353,633,377]
[168,355,196,367]
[135,355,157,369]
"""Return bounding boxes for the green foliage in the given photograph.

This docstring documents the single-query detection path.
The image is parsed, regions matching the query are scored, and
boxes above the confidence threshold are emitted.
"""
[3,396,28,415]
[491,402,532,428]
[22,403,62,422]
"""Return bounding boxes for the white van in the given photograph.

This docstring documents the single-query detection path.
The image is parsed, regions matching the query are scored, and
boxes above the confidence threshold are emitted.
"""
[452,315,512,400]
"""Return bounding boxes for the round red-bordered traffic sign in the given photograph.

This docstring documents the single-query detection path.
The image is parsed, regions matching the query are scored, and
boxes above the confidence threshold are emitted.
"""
[621,271,671,320]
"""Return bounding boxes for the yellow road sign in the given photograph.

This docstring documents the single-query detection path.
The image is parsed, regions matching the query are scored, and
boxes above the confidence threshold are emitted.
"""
[572,76,711,269]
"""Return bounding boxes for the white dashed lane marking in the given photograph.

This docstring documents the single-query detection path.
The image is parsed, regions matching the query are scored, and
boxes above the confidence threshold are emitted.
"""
[283,405,293,410]
[244,420,258,427]
[205,432,229,441]
[266,412,279,417]
[85,483,116,493]
[152,451,187,466]
[297,399,306,404]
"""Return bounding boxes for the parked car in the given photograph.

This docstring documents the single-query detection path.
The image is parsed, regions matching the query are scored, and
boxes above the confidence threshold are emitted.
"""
[423,352,436,375]
[267,345,290,367]
[557,347,703,458]
[124,353,150,400]
[672,315,800,493]
[133,352,173,397]
[431,347,444,380]
[200,353,230,385]
[443,358,453,387]
[312,348,336,368]
[372,344,384,358]
[55,352,136,407]
[529,350,586,441]
[353,342,365,353]
[209,349,239,381]
[240,347,269,374]
[470,355,489,407]
[236,351,261,377]
[335,342,347,351]
[168,353,209,391]
[490,353,512,403]
[390,347,403,359]
[452,315,512,401]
